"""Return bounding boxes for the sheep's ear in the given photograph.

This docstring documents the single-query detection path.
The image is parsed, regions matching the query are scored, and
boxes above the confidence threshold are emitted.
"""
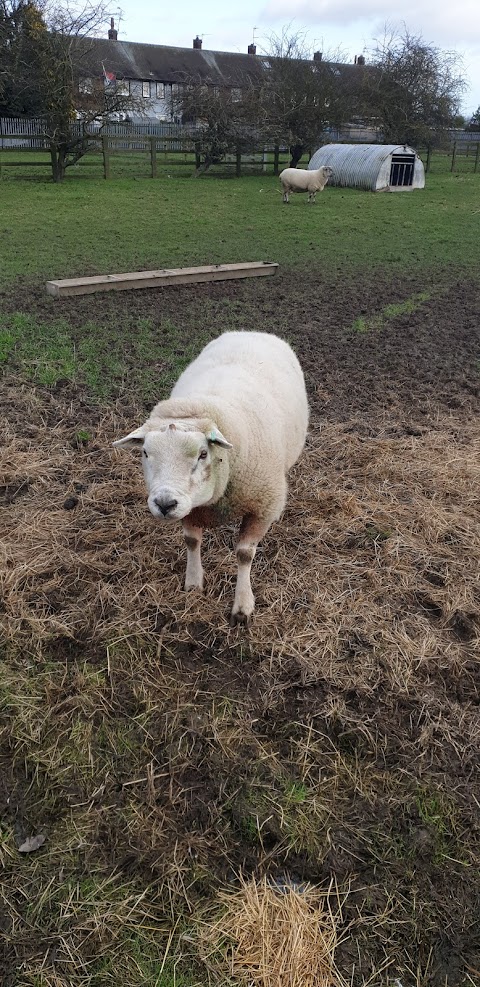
[206,427,233,449]
[113,426,147,449]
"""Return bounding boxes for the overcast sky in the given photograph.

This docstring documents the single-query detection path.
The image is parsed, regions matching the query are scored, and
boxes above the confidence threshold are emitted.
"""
[111,0,480,116]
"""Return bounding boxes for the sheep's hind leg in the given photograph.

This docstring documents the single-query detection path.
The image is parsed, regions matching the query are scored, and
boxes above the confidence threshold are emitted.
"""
[183,523,204,591]
[231,514,271,626]
[283,188,290,204]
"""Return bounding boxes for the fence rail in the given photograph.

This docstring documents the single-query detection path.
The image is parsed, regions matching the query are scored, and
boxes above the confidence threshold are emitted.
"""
[2,118,480,180]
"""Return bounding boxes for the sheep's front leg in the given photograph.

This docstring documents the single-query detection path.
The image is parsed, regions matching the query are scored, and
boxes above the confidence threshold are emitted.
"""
[183,523,204,591]
[283,188,289,204]
[231,514,271,626]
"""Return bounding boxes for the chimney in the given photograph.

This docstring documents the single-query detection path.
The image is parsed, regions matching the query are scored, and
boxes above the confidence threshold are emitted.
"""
[248,43,257,55]
[313,51,322,62]
[108,17,117,40]
[193,35,202,49]
[357,54,365,65]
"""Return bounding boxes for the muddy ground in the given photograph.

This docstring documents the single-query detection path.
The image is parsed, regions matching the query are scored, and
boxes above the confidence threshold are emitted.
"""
[1,267,479,423]
[1,268,479,986]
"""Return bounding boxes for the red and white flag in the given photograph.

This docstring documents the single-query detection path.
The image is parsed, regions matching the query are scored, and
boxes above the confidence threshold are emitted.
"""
[102,63,116,85]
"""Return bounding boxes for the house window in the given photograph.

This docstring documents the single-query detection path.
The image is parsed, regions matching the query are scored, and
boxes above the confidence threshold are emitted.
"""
[231,88,241,102]
[116,79,130,96]
[156,82,165,99]
[79,77,93,94]
[142,81,151,97]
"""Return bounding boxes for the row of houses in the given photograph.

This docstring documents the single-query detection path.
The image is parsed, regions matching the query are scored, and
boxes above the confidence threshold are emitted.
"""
[80,21,366,124]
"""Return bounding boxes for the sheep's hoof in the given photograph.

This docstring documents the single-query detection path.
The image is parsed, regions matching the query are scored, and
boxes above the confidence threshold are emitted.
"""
[230,610,251,628]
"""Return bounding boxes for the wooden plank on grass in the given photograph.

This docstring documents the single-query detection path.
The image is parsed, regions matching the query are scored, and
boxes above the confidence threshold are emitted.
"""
[46,262,279,298]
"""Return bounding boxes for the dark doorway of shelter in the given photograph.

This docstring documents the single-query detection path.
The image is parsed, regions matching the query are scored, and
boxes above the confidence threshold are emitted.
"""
[390,154,415,186]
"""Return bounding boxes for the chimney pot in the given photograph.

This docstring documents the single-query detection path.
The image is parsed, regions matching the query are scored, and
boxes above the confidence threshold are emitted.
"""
[357,54,365,65]
[313,50,322,61]
[248,43,256,55]
[108,16,117,40]
[193,35,202,49]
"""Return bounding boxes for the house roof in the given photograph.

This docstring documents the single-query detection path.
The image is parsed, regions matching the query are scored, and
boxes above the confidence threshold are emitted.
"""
[83,38,269,86]
[82,37,364,88]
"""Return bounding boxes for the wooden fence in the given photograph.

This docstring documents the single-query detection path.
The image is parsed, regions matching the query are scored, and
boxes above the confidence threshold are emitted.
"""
[1,117,480,180]
[0,131,293,179]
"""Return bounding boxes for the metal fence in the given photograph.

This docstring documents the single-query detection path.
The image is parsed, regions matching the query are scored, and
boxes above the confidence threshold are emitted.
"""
[3,117,480,150]
[0,117,205,149]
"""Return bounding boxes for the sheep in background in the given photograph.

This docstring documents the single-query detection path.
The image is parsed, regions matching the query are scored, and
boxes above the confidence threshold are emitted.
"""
[280,165,333,203]
[114,331,309,625]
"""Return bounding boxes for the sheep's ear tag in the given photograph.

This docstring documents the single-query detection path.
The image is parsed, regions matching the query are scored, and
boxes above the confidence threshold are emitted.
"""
[207,428,233,449]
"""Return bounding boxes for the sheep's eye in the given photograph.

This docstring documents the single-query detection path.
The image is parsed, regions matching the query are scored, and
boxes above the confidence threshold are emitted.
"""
[143,449,148,458]
[198,449,208,460]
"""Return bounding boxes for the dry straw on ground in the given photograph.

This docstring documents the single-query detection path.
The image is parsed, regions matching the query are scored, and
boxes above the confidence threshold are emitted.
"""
[1,378,479,984]
[196,876,346,987]
[1,381,479,690]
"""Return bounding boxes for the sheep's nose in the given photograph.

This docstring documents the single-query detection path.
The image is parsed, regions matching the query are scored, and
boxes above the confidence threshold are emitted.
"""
[154,497,178,516]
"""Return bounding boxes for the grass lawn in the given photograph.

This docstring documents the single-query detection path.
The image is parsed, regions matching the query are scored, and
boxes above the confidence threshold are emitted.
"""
[1,153,479,403]
[1,163,479,987]
[0,152,478,285]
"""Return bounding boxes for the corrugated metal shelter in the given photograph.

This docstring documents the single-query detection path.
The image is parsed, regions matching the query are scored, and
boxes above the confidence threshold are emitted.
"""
[308,144,425,191]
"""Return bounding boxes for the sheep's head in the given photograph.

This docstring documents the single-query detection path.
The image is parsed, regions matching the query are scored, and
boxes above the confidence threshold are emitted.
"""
[113,421,232,521]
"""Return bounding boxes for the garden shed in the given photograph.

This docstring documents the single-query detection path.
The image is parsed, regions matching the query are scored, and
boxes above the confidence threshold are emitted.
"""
[308,144,425,191]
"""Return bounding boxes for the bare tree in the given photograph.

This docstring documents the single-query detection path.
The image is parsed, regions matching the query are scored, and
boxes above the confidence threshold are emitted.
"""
[175,82,266,174]
[1,0,139,180]
[261,28,355,165]
[362,26,466,147]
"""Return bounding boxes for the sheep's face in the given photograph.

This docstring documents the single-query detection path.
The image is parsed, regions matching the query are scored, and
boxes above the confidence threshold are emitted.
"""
[114,422,232,522]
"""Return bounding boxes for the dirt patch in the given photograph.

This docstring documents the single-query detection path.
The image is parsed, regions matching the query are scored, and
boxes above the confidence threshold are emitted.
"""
[1,270,479,986]
[1,267,479,422]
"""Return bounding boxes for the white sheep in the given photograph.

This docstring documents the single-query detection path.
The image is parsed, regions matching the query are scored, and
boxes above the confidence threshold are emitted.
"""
[113,331,309,625]
[279,165,333,204]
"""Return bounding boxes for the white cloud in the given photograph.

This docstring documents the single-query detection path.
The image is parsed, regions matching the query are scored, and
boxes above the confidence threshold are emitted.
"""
[260,0,480,47]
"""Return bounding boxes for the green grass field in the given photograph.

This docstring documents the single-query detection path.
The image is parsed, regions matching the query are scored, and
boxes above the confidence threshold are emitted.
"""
[1,164,479,987]
[1,155,479,402]
[0,151,479,286]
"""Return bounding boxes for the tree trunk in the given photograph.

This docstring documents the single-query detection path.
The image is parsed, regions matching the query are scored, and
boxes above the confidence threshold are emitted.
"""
[289,143,304,167]
[49,143,58,182]
[51,144,67,182]
[193,157,210,176]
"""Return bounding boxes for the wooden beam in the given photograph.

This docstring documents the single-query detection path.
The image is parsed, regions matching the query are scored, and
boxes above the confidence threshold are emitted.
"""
[46,262,279,298]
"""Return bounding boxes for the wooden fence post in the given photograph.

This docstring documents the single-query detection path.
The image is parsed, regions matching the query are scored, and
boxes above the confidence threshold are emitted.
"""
[273,145,280,175]
[150,137,157,178]
[236,148,242,177]
[426,146,431,174]
[450,140,457,172]
[102,136,111,179]
[475,142,480,173]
